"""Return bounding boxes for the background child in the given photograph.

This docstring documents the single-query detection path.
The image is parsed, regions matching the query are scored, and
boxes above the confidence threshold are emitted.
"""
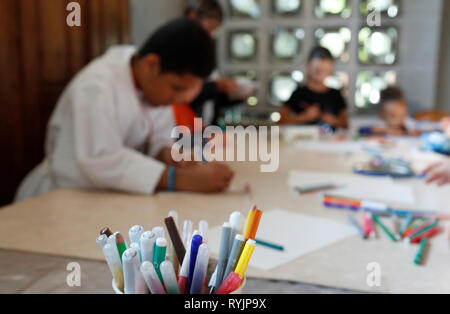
[359,87,421,137]
[279,47,348,130]
[184,0,252,127]
[150,0,251,155]
[15,19,234,202]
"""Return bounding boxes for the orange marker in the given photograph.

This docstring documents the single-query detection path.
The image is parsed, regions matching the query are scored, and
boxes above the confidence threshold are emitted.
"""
[246,209,262,241]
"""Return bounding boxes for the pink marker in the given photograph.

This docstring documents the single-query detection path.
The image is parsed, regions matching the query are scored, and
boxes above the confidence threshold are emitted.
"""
[362,212,375,238]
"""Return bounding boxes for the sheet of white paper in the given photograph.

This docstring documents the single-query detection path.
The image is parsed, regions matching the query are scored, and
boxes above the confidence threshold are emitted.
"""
[291,141,381,154]
[208,209,357,270]
[288,170,416,206]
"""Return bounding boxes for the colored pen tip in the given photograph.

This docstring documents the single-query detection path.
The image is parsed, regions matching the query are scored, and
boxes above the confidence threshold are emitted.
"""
[115,233,125,243]
[141,231,154,239]
[156,237,167,247]
[100,227,112,237]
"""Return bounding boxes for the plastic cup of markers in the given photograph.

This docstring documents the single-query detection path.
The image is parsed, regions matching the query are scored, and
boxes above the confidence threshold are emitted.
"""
[112,277,247,295]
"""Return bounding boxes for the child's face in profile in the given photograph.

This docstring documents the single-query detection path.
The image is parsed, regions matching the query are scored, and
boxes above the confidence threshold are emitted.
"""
[307,58,334,85]
[199,18,221,38]
[137,54,203,106]
[382,101,408,129]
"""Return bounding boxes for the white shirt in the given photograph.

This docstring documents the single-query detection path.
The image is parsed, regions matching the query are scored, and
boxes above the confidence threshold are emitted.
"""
[15,46,166,202]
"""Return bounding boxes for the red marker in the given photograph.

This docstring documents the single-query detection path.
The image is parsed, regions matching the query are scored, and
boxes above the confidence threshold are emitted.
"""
[215,272,242,295]
[411,227,441,244]
[178,276,188,294]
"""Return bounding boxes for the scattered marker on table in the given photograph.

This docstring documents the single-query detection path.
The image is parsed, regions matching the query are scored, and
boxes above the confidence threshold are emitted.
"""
[255,238,285,251]
[414,238,428,265]
[348,215,367,240]
[372,215,397,242]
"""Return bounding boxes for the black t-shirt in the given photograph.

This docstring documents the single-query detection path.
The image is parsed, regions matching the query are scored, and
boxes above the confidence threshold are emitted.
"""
[285,85,347,123]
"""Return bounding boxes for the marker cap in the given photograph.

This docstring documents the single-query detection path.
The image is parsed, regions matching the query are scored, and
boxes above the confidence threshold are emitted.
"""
[156,237,167,247]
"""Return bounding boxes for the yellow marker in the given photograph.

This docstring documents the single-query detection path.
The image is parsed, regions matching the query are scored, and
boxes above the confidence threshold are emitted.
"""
[243,206,256,240]
[235,239,256,278]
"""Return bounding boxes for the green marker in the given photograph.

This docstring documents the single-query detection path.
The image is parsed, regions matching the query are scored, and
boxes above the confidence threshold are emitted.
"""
[115,232,127,263]
[153,237,167,281]
[414,238,428,265]
[410,218,429,230]
[372,215,397,242]
[255,238,284,251]
[409,221,439,242]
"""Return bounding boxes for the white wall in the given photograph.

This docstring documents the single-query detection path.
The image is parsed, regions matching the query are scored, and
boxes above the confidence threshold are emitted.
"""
[437,0,450,111]
[130,0,187,46]
[400,0,443,112]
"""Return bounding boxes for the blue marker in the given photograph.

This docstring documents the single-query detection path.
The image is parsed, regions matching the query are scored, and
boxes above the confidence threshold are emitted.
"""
[348,215,367,239]
[188,234,203,291]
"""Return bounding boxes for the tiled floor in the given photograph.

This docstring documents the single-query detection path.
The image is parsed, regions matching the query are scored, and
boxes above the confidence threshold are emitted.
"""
[0,249,363,294]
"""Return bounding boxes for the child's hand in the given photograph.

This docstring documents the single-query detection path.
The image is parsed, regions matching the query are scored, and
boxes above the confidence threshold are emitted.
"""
[386,127,405,137]
[176,162,234,193]
[321,113,339,127]
[303,105,321,122]
[423,159,450,186]
[216,78,238,95]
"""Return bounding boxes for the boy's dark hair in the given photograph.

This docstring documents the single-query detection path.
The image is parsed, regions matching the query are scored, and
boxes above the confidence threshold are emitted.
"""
[308,46,334,62]
[379,86,405,107]
[138,18,216,79]
[185,0,224,23]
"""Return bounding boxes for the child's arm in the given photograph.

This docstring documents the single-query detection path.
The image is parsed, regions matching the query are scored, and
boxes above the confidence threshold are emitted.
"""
[322,90,348,129]
[321,109,348,129]
[359,126,390,136]
[73,87,233,195]
[279,105,321,125]
[368,126,420,137]
[156,162,234,193]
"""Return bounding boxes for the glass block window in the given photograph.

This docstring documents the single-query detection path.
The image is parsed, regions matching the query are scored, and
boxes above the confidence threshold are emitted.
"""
[325,71,350,98]
[218,0,408,114]
[226,70,260,106]
[269,71,304,106]
[360,0,399,18]
[229,0,261,19]
[358,27,399,65]
[272,0,302,16]
[315,27,351,63]
[271,28,305,61]
[314,0,352,19]
[228,30,258,62]
[355,71,397,108]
